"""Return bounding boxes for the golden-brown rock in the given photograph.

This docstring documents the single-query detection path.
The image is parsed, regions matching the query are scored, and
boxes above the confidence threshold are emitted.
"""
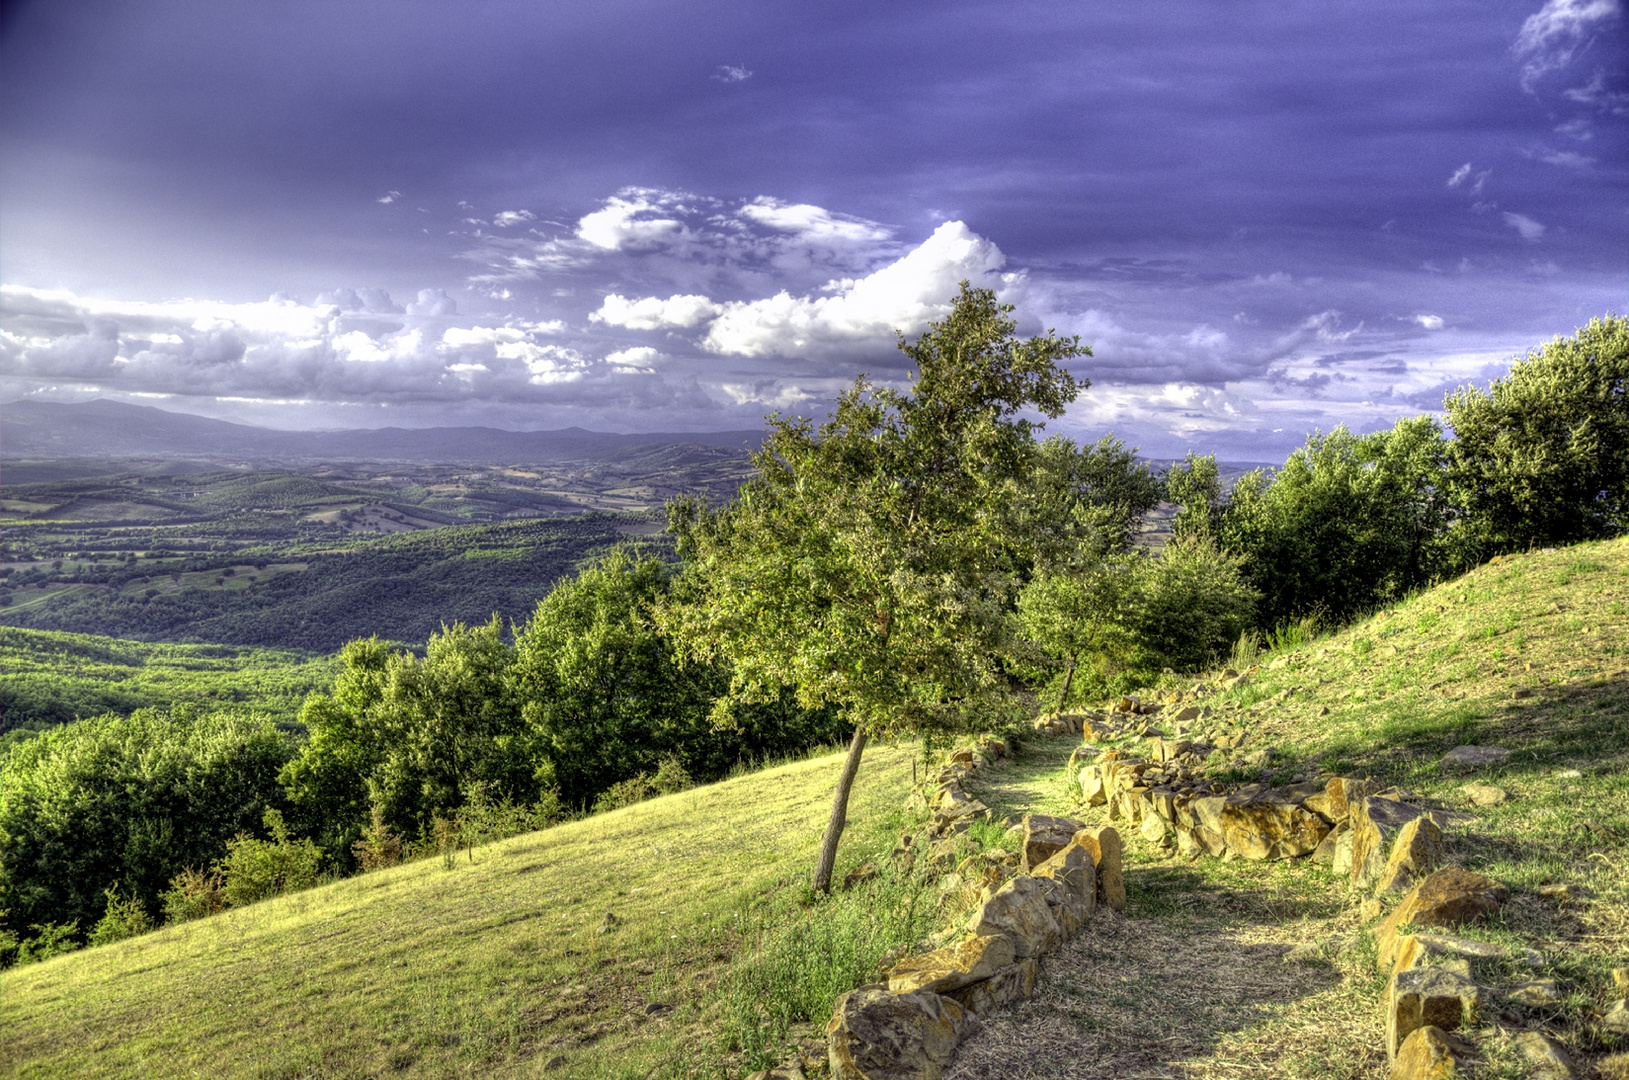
[886,935,1017,995]
[1389,1025,1471,1079]
[827,988,976,1080]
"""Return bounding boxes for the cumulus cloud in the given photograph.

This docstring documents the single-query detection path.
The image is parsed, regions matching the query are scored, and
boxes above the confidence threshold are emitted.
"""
[701,221,1010,358]
[575,189,692,251]
[0,285,709,411]
[1514,0,1621,91]
[713,64,753,83]
[1414,314,1445,330]
[406,288,459,316]
[1503,211,1547,240]
[377,190,402,204]
[493,210,535,228]
[591,293,722,330]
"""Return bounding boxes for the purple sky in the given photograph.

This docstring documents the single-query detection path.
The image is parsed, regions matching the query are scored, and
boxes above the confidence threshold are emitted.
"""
[2,0,1625,457]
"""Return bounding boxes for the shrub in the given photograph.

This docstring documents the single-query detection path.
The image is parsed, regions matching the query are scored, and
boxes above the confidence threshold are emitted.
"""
[350,804,403,872]
[159,867,229,923]
[592,774,656,814]
[87,884,153,946]
[651,755,694,795]
[218,809,323,907]
[1132,532,1258,673]
[1445,314,1628,554]
[9,921,81,966]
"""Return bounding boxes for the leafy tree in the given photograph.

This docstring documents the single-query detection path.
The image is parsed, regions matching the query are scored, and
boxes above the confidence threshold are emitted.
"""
[661,283,1087,892]
[511,548,845,809]
[1217,417,1452,628]
[216,809,324,907]
[1166,452,1223,540]
[1445,314,1628,553]
[1130,532,1257,672]
[0,706,293,938]
[1016,555,1138,710]
[281,619,541,859]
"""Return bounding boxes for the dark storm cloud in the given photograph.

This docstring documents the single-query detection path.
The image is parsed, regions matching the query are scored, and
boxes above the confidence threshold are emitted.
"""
[2,0,1625,454]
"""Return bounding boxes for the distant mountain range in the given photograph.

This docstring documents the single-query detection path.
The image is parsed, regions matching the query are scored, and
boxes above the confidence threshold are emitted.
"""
[2,399,765,465]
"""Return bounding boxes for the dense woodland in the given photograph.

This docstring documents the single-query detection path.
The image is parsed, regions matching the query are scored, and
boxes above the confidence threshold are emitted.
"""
[1,294,1623,965]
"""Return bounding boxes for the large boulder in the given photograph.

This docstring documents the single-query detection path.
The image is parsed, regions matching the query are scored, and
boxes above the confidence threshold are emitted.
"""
[967,877,1062,958]
[1387,966,1480,1059]
[827,988,976,1080]
[886,935,1017,996]
[1219,789,1331,860]
[944,959,1038,1014]
[1021,814,1086,871]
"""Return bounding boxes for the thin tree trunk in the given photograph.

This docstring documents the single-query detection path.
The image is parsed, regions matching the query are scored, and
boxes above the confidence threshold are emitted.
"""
[1056,658,1076,713]
[812,724,870,895]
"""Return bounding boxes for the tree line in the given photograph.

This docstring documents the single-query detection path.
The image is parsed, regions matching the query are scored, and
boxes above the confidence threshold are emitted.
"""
[1,291,1621,957]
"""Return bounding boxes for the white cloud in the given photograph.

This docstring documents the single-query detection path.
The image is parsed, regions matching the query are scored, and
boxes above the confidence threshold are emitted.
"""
[1414,314,1445,330]
[377,190,402,204]
[1514,0,1621,91]
[714,64,753,83]
[591,293,722,330]
[1502,212,1547,240]
[1563,70,1629,113]
[605,346,660,370]
[737,198,891,246]
[1447,163,1473,187]
[575,189,692,251]
[406,288,459,316]
[701,221,1011,358]
[493,210,535,228]
[1533,147,1597,166]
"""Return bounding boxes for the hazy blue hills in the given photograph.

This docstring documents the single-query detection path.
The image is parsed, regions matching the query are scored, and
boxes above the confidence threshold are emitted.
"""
[2,399,764,465]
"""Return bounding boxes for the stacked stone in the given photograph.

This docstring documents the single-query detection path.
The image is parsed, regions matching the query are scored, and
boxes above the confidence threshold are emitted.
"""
[819,815,1125,1080]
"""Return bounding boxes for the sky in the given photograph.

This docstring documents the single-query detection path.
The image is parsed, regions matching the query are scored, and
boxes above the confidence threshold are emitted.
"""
[1,0,1625,459]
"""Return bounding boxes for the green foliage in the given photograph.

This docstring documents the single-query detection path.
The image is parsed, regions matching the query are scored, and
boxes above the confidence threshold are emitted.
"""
[1166,451,1224,539]
[281,620,541,859]
[0,705,294,938]
[0,626,335,735]
[664,283,1088,739]
[1445,314,1629,554]
[349,805,404,872]
[87,884,154,947]
[8,920,81,966]
[1133,532,1258,672]
[217,809,324,907]
[513,548,843,809]
[1018,532,1256,700]
[158,867,229,923]
[1217,417,1454,628]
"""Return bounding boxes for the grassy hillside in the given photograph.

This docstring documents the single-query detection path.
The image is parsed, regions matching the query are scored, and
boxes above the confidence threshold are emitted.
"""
[0,743,923,1080]
[0,627,336,736]
[947,537,1629,1078]
[3,540,1624,1080]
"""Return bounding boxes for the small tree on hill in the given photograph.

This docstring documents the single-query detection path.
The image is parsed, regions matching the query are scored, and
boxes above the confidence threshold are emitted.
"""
[661,283,1087,893]
[1445,314,1629,553]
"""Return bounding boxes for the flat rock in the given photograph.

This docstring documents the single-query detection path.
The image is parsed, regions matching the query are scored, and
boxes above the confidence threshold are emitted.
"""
[1603,1000,1629,1034]
[944,959,1038,1015]
[1514,1031,1576,1078]
[1461,783,1509,807]
[887,934,1017,996]
[1219,789,1331,860]
[827,988,976,1080]
[1377,868,1509,970]
[1505,978,1560,1007]
[1441,745,1511,770]
[1072,826,1126,912]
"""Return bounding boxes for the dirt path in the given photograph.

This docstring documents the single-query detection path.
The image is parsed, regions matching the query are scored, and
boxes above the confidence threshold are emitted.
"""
[949,735,1388,1080]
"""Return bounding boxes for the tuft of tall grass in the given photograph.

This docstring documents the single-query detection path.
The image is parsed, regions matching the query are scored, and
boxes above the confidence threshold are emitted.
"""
[710,867,937,1072]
